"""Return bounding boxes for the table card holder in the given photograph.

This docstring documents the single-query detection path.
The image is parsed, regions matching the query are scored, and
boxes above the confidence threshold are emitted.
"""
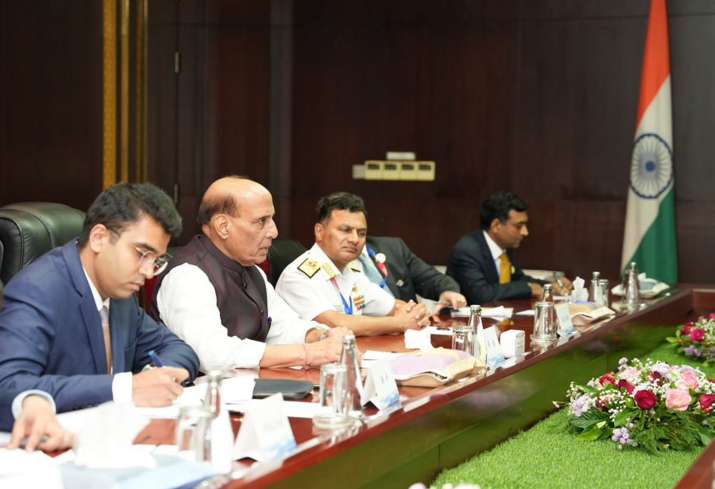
[363,359,401,412]
[554,302,576,337]
[233,393,296,462]
[483,326,506,369]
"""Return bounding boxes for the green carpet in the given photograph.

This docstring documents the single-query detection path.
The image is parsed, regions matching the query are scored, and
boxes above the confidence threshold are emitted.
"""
[432,339,715,489]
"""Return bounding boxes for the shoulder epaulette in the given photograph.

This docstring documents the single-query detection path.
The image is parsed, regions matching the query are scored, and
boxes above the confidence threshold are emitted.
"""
[297,258,320,278]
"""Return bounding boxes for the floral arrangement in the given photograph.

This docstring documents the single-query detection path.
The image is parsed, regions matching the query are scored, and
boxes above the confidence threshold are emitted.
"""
[563,357,715,453]
[666,314,715,364]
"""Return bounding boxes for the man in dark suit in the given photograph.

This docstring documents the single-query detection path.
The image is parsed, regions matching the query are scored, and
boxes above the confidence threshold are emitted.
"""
[0,183,199,430]
[362,236,466,308]
[447,191,571,304]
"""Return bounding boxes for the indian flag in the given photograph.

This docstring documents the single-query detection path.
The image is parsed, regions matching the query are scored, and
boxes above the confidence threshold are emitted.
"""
[621,0,677,285]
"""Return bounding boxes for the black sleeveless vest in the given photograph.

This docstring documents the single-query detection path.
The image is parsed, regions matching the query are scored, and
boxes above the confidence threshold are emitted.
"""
[156,235,270,341]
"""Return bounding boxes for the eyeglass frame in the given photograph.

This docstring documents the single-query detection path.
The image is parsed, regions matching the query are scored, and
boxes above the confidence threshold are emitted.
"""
[104,226,171,275]
[134,246,171,275]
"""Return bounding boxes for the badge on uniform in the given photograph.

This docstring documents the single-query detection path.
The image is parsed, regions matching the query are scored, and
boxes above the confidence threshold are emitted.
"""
[352,285,365,311]
[297,258,320,278]
[395,279,405,288]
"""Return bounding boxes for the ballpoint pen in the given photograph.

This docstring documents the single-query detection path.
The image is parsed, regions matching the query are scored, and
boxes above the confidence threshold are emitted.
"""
[147,350,192,386]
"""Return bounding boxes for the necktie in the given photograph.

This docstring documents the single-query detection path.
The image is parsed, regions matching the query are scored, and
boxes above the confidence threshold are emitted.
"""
[100,305,113,373]
[499,253,512,284]
[358,254,394,297]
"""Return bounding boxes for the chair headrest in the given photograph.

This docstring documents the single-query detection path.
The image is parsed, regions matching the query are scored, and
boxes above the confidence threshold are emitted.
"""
[0,202,85,284]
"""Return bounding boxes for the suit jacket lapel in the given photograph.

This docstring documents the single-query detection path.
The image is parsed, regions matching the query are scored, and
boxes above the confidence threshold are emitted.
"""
[62,242,110,374]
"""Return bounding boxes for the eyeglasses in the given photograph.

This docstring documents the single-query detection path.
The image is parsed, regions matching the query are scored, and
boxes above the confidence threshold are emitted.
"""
[135,247,171,275]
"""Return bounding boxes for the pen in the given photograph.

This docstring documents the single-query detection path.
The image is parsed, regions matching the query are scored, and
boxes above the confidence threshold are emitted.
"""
[147,350,165,368]
[147,350,192,386]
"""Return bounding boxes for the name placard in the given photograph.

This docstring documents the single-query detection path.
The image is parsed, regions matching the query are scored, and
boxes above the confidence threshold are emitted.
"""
[364,360,401,412]
[233,393,296,462]
[555,303,576,337]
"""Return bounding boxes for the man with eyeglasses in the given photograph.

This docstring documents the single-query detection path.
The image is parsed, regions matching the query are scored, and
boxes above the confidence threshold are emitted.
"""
[447,191,572,304]
[0,183,199,431]
[154,176,346,371]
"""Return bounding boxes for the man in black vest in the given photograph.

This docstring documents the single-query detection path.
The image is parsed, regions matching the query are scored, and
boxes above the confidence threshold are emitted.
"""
[155,177,346,372]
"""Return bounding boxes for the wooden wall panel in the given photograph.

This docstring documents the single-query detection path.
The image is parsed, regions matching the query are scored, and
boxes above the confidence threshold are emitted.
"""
[147,0,270,242]
[287,0,715,283]
[0,2,103,210]
[289,0,519,262]
[143,0,715,282]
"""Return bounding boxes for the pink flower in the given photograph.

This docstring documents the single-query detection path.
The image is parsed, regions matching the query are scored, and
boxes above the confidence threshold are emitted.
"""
[707,313,715,320]
[665,388,692,411]
[619,367,640,384]
[679,367,700,390]
[690,328,706,342]
[682,322,694,335]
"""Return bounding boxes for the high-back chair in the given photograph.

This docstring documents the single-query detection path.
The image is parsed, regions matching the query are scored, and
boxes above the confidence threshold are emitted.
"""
[0,202,85,284]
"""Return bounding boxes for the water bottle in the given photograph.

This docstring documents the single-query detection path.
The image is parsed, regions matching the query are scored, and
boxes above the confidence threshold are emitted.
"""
[590,271,601,305]
[467,305,486,366]
[339,333,364,417]
[204,370,222,419]
[542,283,554,303]
[625,262,640,312]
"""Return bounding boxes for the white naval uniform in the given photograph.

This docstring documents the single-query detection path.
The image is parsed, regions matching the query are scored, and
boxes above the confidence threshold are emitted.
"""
[276,243,396,321]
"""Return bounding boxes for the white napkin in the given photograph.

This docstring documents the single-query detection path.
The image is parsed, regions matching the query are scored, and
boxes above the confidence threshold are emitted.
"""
[570,276,588,302]
[404,328,434,350]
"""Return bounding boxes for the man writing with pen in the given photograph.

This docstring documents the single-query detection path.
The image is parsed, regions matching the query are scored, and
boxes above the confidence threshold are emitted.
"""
[0,183,199,434]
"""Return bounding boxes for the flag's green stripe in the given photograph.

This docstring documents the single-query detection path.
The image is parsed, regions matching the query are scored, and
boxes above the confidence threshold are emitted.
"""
[625,188,678,284]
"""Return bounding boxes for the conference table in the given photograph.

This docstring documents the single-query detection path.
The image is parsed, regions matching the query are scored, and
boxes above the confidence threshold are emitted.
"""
[137,286,715,489]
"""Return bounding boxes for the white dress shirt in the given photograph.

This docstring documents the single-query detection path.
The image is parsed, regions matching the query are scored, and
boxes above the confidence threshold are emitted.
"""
[11,390,56,420]
[276,243,395,321]
[483,230,507,276]
[157,263,324,371]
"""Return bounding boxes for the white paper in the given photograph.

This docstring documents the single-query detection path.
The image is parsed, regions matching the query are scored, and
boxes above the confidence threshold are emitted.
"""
[131,377,255,419]
[362,350,405,361]
[0,432,10,446]
[72,402,154,469]
[515,309,535,316]
[451,306,513,319]
[0,448,63,489]
[573,306,616,321]
[425,326,454,336]
[233,393,296,462]
[404,328,434,350]
[227,400,327,419]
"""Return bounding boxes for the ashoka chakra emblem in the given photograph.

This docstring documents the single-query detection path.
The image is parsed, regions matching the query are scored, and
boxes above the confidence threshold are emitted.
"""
[630,132,673,199]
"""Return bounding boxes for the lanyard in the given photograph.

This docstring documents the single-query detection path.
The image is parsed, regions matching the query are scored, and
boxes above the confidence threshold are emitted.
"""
[366,245,389,290]
[330,277,353,315]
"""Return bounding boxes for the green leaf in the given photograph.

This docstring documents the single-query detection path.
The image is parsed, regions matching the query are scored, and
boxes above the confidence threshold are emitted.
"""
[614,410,632,427]
[577,424,605,441]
